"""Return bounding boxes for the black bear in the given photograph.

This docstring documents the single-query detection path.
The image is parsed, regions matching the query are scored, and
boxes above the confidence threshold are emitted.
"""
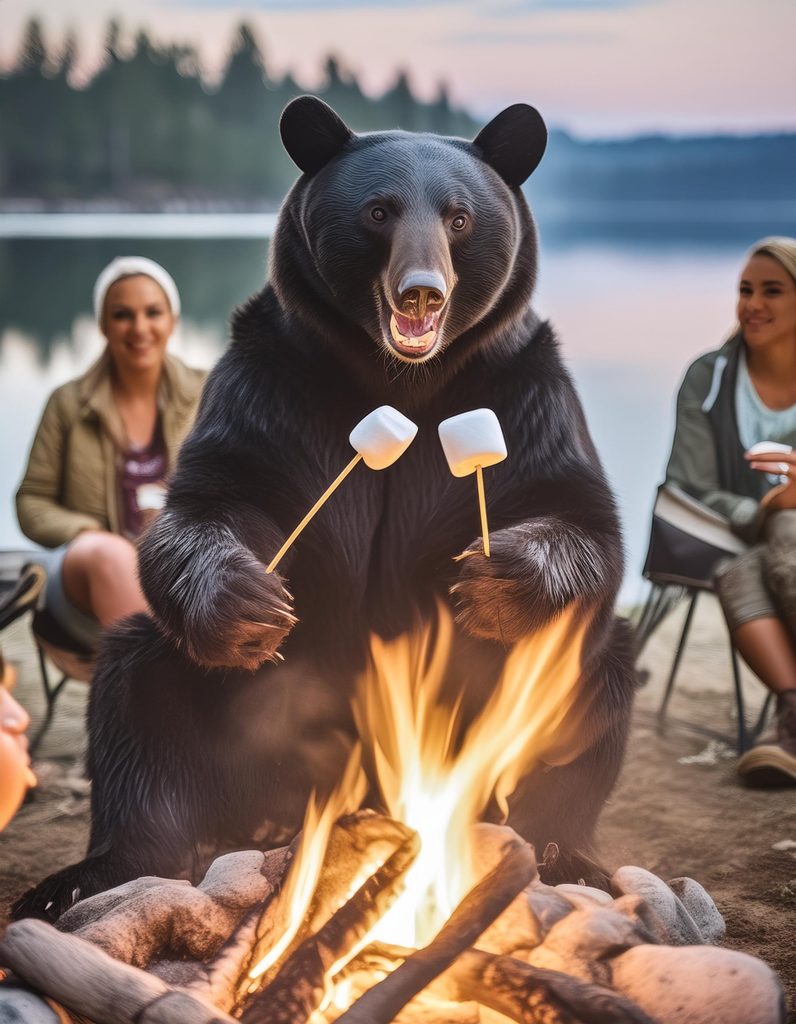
[14,97,635,921]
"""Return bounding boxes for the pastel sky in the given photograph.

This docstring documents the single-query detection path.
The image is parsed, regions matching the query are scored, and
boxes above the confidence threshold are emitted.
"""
[2,0,794,136]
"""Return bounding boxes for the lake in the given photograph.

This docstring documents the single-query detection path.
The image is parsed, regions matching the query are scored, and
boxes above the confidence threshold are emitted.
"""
[2,204,795,604]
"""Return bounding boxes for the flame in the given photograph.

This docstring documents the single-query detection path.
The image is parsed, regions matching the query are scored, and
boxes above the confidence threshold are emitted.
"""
[249,745,368,982]
[354,603,589,950]
[250,602,590,1014]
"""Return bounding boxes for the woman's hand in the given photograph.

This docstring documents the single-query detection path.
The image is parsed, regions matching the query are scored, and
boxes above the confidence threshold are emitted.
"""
[746,447,796,511]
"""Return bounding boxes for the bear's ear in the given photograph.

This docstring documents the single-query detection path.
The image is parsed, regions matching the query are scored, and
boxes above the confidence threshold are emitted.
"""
[280,95,354,176]
[473,104,547,188]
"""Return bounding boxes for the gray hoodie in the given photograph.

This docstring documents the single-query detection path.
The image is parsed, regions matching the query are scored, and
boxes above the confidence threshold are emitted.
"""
[665,334,796,543]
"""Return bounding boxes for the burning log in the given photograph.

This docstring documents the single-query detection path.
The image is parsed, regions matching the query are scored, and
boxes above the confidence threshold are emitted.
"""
[0,919,235,1024]
[342,944,655,1024]
[332,835,537,1024]
[438,948,656,1024]
[236,828,421,1022]
[215,813,414,1011]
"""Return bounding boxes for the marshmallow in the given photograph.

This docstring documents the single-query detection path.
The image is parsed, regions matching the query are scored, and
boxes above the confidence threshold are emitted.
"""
[349,406,418,470]
[746,441,792,456]
[438,409,508,478]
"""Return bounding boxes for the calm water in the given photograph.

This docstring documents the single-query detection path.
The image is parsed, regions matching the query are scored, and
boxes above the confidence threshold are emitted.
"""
[3,205,795,603]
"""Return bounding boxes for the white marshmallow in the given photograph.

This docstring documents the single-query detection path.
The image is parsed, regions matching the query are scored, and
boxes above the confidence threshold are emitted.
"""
[438,409,508,478]
[349,406,418,470]
[746,441,792,456]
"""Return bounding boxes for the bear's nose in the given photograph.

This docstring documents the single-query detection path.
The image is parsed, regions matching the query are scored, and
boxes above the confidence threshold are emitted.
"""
[398,272,447,318]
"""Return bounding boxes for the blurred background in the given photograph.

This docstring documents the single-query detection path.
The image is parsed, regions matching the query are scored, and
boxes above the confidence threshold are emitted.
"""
[1,0,795,602]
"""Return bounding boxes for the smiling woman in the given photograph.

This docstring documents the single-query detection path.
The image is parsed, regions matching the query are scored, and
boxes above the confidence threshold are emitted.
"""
[14,256,207,664]
[664,236,796,787]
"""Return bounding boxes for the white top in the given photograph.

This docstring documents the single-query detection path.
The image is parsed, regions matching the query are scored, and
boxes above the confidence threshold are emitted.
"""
[736,348,796,482]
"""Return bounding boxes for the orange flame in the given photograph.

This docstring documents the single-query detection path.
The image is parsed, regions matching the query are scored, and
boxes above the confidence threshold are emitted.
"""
[354,603,589,949]
[250,602,590,1012]
[249,745,368,982]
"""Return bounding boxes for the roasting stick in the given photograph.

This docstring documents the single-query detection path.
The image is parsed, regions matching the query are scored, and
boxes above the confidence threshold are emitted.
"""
[475,465,490,557]
[266,454,362,573]
[438,409,508,559]
[266,406,417,574]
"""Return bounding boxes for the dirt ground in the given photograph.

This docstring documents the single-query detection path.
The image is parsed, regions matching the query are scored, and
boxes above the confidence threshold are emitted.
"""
[1,595,794,1020]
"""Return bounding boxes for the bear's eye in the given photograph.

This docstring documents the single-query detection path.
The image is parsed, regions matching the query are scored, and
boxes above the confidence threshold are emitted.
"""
[371,207,388,223]
[451,214,468,231]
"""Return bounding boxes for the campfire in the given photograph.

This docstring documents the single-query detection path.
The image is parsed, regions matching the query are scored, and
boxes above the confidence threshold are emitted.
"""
[0,609,785,1024]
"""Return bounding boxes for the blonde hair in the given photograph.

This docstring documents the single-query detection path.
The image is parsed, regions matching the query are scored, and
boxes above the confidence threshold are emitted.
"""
[747,236,796,286]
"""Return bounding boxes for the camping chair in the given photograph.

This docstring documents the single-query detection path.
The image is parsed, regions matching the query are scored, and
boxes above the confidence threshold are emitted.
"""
[636,483,773,754]
[0,561,94,755]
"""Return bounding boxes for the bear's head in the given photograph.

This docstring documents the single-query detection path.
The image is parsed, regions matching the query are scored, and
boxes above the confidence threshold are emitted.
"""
[270,96,547,386]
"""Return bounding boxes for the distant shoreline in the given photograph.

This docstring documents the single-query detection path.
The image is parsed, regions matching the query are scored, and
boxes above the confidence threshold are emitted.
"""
[2,200,795,241]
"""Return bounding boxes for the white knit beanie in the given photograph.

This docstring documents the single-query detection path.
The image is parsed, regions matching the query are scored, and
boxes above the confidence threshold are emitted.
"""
[93,256,181,324]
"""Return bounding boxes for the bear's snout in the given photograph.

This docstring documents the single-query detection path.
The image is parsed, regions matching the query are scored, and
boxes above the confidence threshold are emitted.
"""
[397,271,447,319]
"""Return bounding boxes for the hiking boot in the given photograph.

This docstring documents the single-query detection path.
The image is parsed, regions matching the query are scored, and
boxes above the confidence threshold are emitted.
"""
[737,690,796,786]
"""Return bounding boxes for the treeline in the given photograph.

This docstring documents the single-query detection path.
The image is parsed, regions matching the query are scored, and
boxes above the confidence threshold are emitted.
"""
[0,19,479,203]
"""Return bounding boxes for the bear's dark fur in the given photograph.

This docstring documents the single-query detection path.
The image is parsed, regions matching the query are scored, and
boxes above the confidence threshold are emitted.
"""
[14,98,635,922]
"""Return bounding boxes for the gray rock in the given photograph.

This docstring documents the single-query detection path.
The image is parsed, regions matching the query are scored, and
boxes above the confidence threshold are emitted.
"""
[667,877,726,944]
[555,882,613,907]
[526,903,649,985]
[148,959,206,986]
[526,884,574,935]
[198,850,270,907]
[611,865,703,945]
[0,985,60,1023]
[57,876,190,931]
[611,944,786,1024]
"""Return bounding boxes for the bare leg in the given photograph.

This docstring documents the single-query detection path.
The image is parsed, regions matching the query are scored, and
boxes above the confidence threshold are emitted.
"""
[62,532,147,628]
[732,617,796,697]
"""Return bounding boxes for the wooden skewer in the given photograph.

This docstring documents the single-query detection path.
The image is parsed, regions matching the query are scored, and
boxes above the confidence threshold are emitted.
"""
[475,465,490,557]
[266,453,363,574]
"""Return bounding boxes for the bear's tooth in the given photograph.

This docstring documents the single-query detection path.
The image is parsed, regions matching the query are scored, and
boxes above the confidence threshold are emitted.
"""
[390,314,409,344]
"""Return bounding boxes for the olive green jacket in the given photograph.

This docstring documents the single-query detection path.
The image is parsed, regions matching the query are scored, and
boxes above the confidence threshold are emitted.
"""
[16,351,207,548]
[666,335,796,543]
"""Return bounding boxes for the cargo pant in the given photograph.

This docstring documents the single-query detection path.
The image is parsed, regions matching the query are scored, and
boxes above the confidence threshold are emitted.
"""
[714,510,796,630]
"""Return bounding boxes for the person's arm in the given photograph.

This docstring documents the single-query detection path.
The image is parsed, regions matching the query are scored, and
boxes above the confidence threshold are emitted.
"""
[665,360,761,542]
[16,390,104,548]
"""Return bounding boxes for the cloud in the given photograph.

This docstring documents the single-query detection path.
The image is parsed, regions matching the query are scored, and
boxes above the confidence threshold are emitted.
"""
[443,28,612,44]
[165,0,655,8]
[494,0,659,9]
[164,0,459,8]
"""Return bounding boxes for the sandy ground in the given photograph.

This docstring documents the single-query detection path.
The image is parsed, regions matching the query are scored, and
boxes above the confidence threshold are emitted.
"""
[0,595,794,1020]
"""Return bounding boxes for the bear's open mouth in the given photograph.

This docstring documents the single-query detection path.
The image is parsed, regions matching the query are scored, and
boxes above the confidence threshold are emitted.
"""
[387,310,441,360]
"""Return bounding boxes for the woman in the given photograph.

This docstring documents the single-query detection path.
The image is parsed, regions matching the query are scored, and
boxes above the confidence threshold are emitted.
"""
[0,654,36,831]
[665,236,796,786]
[16,256,206,656]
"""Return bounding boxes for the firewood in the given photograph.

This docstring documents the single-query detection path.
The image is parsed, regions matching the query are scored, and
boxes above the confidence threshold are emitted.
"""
[343,944,655,1024]
[439,948,657,1024]
[228,812,415,1009]
[237,829,421,1022]
[332,835,537,1024]
[0,919,236,1024]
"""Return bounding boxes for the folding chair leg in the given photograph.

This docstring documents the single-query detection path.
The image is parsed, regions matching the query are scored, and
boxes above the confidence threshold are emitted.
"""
[29,645,70,757]
[730,644,749,755]
[657,589,699,730]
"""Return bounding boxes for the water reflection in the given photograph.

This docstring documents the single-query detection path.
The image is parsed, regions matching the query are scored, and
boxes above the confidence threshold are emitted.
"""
[0,236,270,359]
[2,212,793,602]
